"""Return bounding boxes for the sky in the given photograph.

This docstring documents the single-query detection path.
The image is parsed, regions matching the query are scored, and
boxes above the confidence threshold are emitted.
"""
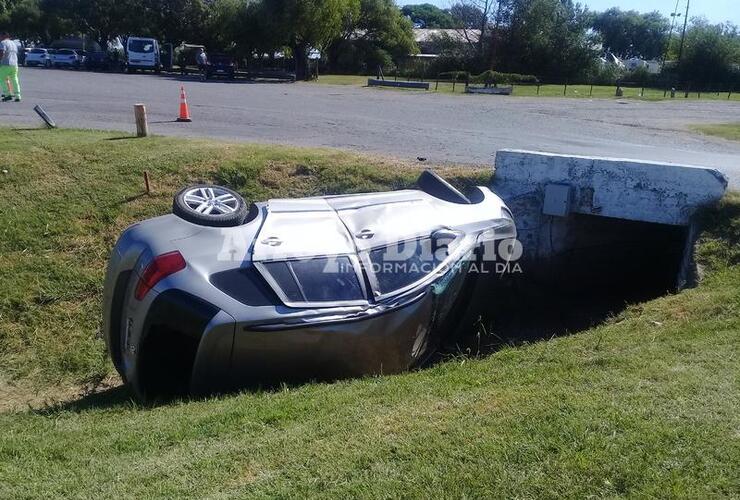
[396,0,740,26]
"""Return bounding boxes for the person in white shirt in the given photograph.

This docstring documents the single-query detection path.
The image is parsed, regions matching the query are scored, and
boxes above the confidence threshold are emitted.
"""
[196,48,208,80]
[0,31,21,102]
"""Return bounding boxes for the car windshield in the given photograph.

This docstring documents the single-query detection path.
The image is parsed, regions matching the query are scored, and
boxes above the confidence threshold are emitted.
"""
[58,50,74,55]
[129,40,154,53]
[31,49,46,54]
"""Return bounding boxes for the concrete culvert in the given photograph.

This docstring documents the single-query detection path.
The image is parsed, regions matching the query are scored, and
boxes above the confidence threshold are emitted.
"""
[446,150,728,354]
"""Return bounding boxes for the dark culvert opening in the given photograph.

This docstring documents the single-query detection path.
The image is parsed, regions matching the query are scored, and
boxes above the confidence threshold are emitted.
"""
[446,214,691,355]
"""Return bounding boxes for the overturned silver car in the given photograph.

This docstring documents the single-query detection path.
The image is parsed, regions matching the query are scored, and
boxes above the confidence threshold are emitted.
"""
[102,171,516,399]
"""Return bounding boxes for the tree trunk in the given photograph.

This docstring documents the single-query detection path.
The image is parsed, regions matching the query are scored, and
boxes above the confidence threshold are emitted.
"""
[294,43,310,81]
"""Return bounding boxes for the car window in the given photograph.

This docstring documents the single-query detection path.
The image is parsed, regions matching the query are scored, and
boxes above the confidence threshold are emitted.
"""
[291,257,364,302]
[261,256,364,304]
[129,40,154,53]
[31,49,46,54]
[368,237,449,295]
[58,49,73,55]
[261,261,303,302]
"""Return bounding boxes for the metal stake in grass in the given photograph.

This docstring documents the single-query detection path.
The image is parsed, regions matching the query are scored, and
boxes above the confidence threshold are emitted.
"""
[144,171,151,195]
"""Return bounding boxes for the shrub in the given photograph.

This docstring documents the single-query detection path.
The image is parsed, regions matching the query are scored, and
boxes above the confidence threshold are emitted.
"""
[469,70,538,85]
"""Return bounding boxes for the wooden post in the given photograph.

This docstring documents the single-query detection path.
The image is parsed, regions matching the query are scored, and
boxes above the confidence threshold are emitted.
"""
[144,171,151,194]
[563,82,567,96]
[134,104,148,137]
[589,84,593,97]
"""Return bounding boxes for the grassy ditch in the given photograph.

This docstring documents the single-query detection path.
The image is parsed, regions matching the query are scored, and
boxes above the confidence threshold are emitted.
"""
[0,127,738,498]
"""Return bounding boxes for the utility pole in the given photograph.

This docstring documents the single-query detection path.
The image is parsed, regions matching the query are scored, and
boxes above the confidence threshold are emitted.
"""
[661,0,681,70]
[677,0,690,63]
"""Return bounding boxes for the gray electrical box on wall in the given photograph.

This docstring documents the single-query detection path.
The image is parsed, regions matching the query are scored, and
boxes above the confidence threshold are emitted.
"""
[543,183,572,217]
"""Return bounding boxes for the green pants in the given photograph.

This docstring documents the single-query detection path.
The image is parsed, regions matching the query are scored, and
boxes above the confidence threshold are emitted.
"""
[0,65,20,98]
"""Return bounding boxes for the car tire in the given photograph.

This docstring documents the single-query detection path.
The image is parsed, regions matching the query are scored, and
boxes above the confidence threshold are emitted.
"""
[173,185,249,227]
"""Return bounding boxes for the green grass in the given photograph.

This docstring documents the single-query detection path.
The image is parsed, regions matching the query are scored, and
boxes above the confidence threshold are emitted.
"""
[309,74,740,101]
[691,123,740,141]
[1,128,739,497]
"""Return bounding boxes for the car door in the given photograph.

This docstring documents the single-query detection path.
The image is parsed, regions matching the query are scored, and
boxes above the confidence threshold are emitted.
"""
[326,191,466,300]
[251,198,369,308]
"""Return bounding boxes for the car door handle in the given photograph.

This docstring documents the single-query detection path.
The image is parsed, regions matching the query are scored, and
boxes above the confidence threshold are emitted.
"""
[355,229,374,240]
[261,236,282,247]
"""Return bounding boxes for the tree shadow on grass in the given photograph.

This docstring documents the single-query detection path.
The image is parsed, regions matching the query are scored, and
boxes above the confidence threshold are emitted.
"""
[105,136,138,141]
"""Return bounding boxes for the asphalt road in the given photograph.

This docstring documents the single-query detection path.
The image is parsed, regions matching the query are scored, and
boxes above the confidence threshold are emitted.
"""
[4,67,740,187]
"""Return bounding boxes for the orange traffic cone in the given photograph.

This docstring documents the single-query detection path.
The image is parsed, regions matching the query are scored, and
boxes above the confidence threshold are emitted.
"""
[177,86,192,122]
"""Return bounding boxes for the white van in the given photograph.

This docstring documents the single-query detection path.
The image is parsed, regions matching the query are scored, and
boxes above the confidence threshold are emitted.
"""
[126,37,160,73]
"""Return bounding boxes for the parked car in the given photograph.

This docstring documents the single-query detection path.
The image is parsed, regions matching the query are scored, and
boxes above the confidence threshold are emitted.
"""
[205,54,236,79]
[103,171,517,400]
[84,51,110,71]
[51,49,83,69]
[25,48,52,67]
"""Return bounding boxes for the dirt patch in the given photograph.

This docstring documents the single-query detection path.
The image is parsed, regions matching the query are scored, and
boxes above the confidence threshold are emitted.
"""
[0,375,122,413]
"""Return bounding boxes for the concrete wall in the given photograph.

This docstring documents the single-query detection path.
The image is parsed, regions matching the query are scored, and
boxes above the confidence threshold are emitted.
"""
[491,150,729,290]
[493,150,727,226]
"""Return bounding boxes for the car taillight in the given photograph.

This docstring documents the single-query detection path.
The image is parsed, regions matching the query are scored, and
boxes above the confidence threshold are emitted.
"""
[134,251,186,300]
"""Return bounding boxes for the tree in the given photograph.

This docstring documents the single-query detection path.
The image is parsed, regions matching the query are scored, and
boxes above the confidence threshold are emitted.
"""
[675,19,740,87]
[592,8,670,59]
[328,0,417,73]
[498,0,597,80]
[202,0,242,52]
[1,0,43,39]
[448,0,512,69]
[400,3,454,29]
[140,0,209,44]
[266,0,358,80]
[71,0,144,45]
